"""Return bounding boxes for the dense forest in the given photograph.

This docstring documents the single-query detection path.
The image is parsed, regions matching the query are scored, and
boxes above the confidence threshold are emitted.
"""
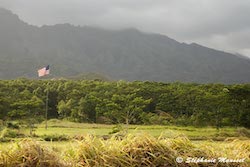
[0,79,249,128]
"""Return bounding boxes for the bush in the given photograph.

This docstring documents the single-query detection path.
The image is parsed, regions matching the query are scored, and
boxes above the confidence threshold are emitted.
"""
[0,128,24,138]
[109,124,123,134]
[41,134,69,141]
[140,112,173,125]
[7,122,20,129]
[0,137,11,142]
[96,116,113,124]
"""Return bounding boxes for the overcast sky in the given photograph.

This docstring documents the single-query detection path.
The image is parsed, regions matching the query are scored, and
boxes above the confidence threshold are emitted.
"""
[1,0,250,57]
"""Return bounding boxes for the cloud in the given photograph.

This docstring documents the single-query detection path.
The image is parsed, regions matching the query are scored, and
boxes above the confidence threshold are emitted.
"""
[0,0,250,57]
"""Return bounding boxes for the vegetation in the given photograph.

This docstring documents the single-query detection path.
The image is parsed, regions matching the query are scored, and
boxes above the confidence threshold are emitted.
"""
[0,134,249,167]
[0,79,249,128]
[33,120,250,141]
[1,8,250,167]
[0,79,249,166]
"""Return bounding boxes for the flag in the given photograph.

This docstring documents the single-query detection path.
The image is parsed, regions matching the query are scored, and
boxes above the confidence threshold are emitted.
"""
[38,65,50,77]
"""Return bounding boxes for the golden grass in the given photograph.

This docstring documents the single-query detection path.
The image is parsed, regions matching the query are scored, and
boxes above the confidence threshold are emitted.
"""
[0,139,66,167]
[0,134,249,167]
[65,134,249,167]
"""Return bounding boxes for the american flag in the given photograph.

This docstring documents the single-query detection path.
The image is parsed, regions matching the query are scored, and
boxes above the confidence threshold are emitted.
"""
[38,65,50,77]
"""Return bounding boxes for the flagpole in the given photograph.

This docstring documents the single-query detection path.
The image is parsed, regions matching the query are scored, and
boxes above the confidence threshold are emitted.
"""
[45,86,49,129]
[38,65,50,129]
[45,65,50,129]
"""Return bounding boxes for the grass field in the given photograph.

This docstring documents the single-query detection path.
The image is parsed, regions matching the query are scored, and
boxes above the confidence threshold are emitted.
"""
[30,119,249,141]
[0,119,249,166]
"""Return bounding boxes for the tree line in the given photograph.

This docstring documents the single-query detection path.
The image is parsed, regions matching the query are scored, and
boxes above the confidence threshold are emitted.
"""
[0,79,249,128]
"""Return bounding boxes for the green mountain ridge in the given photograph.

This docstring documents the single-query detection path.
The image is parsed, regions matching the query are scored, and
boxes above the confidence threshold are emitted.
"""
[0,8,250,83]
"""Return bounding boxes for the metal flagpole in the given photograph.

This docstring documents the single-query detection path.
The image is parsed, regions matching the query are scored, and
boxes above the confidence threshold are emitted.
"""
[38,65,50,129]
[45,86,49,129]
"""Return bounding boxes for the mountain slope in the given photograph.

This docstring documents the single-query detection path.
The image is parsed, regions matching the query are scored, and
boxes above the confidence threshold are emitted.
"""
[0,8,250,83]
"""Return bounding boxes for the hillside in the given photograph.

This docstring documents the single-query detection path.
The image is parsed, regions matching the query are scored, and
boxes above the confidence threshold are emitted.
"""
[0,8,250,83]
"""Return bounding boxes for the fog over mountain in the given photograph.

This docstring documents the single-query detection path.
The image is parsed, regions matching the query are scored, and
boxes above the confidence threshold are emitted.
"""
[0,8,250,83]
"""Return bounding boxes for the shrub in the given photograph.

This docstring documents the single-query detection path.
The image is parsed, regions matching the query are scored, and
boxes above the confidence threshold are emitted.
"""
[41,134,70,141]
[0,128,24,138]
[140,112,173,125]
[96,116,113,124]
[7,122,20,129]
[109,124,123,134]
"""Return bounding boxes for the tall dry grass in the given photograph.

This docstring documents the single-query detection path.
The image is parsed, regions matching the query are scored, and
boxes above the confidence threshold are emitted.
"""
[65,134,249,167]
[0,139,66,167]
[0,134,249,167]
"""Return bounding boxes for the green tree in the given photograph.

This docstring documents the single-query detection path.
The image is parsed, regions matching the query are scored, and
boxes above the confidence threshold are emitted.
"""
[112,93,151,125]
[8,93,44,135]
[57,100,72,118]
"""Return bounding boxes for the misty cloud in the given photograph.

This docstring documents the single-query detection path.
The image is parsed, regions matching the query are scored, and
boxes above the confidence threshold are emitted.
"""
[0,0,250,57]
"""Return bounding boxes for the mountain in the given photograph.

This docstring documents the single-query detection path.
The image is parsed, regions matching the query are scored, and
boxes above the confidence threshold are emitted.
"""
[1,8,250,83]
